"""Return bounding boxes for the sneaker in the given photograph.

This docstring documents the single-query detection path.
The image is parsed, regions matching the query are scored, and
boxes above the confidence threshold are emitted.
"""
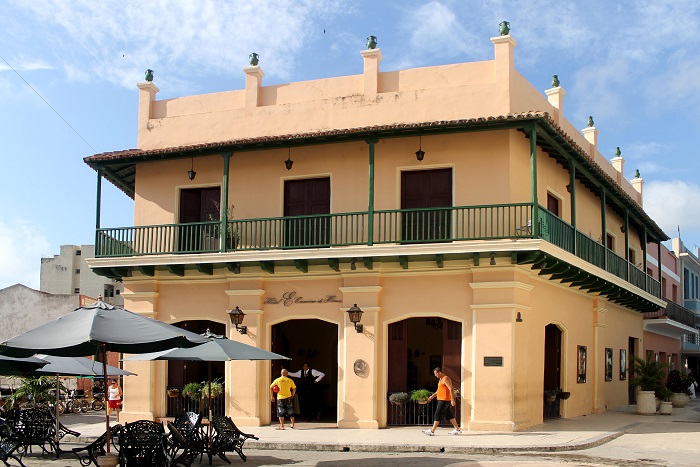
[421,429,434,436]
[448,429,462,435]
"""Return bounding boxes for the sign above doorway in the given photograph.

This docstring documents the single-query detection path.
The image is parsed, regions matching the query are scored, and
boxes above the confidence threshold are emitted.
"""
[264,291,342,307]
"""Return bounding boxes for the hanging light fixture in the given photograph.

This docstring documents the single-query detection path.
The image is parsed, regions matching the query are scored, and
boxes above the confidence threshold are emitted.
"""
[285,148,294,170]
[350,258,357,270]
[187,157,197,180]
[415,136,425,161]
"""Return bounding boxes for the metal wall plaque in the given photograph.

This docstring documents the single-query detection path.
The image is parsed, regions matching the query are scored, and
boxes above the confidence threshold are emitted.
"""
[353,359,368,377]
[484,356,503,367]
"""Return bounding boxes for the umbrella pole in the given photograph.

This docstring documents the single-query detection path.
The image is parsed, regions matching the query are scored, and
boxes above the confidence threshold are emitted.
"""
[55,374,60,455]
[103,344,111,455]
[208,362,213,451]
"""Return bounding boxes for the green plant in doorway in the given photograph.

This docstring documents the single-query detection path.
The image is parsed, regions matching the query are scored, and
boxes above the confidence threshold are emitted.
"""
[182,382,202,400]
[410,388,432,403]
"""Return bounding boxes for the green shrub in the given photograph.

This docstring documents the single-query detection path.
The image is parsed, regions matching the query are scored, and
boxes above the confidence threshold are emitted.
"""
[410,389,432,402]
[666,370,692,395]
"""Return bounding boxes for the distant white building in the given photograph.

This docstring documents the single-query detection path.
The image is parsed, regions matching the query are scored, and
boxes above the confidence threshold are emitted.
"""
[40,245,123,306]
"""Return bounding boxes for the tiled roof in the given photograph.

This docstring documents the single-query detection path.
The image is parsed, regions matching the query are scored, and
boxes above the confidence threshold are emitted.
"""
[82,111,667,240]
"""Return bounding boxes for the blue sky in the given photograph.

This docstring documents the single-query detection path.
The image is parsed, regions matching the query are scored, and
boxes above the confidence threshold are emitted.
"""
[1,0,698,289]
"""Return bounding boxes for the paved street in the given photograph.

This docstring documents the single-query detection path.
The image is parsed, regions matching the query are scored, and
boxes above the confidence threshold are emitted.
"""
[14,399,700,466]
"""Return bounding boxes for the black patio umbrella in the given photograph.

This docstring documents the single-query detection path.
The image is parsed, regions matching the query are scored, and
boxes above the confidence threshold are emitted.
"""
[0,354,48,376]
[0,300,209,454]
[125,329,289,450]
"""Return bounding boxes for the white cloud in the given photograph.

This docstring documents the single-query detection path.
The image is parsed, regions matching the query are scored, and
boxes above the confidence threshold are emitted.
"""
[12,0,348,92]
[0,218,52,290]
[0,59,53,72]
[644,180,700,241]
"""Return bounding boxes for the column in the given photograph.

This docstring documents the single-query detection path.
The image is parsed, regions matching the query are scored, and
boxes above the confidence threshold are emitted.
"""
[360,48,382,98]
[244,66,265,108]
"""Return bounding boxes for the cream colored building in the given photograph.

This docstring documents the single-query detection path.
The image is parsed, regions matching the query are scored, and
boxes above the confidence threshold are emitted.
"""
[85,32,667,431]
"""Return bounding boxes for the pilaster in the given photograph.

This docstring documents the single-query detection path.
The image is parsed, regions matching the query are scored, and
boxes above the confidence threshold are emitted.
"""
[136,82,159,148]
[544,86,566,125]
[360,48,382,98]
[244,66,265,108]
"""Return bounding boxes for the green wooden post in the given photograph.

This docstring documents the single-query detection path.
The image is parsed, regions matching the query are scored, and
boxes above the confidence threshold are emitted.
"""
[657,240,662,284]
[642,229,648,290]
[95,168,102,251]
[221,152,232,252]
[624,210,629,279]
[601,188,607,270]
[569,160,577,253]
[529,126,539,237]
[366,138,378,246]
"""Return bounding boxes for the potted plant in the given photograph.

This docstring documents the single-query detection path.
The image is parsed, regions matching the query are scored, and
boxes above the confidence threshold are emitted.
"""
[388,392,409,406]
[666,369,692,408]
[182,382,202,400]
[658,387,673,415]
[166,387,180,398]
[410,389,432,404]
[209,202,240,251]
[629,356,666,415]
[201,380,223,399]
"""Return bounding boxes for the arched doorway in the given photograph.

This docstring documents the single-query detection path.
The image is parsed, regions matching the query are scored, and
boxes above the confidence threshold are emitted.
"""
[271,319,338,422]
[387,317,462,425]
[167,320,225,417]
[543,323,562,420]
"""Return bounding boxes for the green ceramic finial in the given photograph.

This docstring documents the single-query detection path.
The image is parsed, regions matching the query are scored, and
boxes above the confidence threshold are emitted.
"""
[615,147,621,157]
[587,116,594,127]
[499,21,510,35]
[552,75,560,87]
[145,69,154,82]
[634,169,640,178]
[249,53,259,66]
[367,35,377,49]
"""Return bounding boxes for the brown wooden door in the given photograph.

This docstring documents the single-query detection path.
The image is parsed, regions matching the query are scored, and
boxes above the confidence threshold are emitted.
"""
[284,178,330,247]
[178,187,220,252]
[401,169,452,243]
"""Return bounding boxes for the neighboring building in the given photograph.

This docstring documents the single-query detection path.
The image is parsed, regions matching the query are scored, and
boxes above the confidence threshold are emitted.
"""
[670,238,700,375]
[40,245,123,306]
[84,31,668,431]
[0,284,76,388]
[643,243,697,377]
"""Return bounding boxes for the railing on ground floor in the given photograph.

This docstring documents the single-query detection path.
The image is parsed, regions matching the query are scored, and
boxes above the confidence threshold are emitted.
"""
[165,390,224,418]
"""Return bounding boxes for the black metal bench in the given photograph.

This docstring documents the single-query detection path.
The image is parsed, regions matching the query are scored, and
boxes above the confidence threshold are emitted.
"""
[64,424,121,466]
[11,406,80,457]
[0,420,25,467]
[211,415,258,463]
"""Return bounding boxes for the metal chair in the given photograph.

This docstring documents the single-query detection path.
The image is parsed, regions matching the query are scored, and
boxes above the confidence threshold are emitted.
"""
[118,420,170,467]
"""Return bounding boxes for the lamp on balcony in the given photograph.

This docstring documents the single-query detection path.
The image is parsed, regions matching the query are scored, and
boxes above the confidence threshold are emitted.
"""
[347,304,364,333]
[490,252,496,265]
[415,136,425,161]
[227,306,247,334]
[187,157,196,180]
[350,258,357,270]
[620,225,626,233]
[285,149,294,170]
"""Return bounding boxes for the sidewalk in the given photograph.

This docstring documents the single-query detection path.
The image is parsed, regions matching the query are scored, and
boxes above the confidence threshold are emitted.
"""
[61,399,700,454]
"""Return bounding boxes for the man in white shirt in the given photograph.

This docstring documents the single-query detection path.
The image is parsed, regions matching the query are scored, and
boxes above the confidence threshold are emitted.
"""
[289,363,325,420]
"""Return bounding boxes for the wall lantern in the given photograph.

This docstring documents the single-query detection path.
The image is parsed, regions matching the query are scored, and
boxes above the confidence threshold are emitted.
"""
[187,157,197,180]
[285,149,294,170]
[347,304,364,333]
[516,312,523,323]
[415,136,425,161]
[227,306,247,334]
[350,258,357,270]
[490,252,496,265]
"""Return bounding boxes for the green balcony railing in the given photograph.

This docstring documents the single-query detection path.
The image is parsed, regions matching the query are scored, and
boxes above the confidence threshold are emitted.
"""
[95,202,660,298]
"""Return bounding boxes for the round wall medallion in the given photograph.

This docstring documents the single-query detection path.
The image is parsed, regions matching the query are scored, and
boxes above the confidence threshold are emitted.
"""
[353,359,368,377]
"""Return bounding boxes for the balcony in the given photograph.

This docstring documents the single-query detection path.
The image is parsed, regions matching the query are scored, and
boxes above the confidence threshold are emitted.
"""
[644,299,700,340]
[94,203,661,307]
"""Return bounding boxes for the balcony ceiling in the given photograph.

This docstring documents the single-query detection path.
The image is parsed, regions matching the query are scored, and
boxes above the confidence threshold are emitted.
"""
[643,318,699,339]
[83,112,666,242]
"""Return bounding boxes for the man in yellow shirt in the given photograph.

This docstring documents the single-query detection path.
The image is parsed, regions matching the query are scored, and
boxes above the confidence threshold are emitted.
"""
[270,368,296,429]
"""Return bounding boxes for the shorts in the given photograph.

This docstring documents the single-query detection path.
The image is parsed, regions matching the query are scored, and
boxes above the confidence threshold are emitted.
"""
[276,397,294,417]
[434,400,454,421]
[108,399,121,409]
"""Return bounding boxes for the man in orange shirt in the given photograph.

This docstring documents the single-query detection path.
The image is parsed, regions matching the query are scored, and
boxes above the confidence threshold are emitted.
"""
[422,367,461,435]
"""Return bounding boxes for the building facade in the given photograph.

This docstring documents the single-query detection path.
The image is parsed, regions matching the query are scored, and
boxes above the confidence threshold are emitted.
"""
[670,239,700,375]
[85,32,668,430]
[40,245,123,306]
